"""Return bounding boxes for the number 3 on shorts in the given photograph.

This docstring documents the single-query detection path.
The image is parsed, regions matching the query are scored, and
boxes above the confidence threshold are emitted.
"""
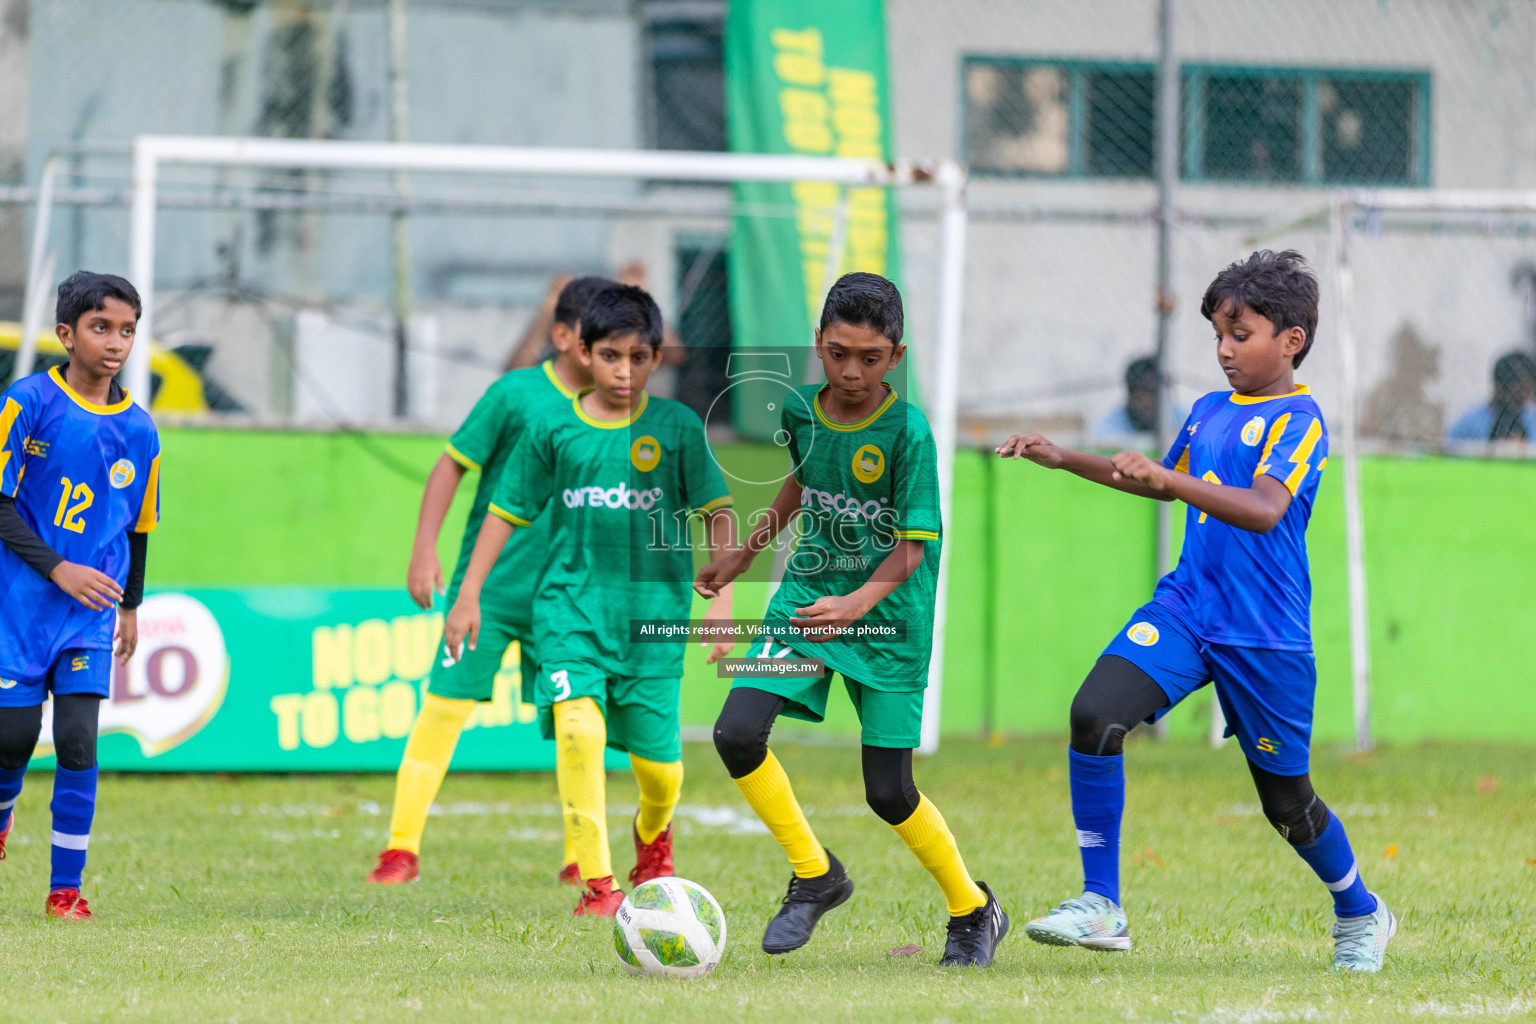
[550,668,571,702]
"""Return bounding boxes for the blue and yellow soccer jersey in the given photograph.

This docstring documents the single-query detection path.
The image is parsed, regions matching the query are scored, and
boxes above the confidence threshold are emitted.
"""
[1153,385,1327,651]
[0,367,160,679]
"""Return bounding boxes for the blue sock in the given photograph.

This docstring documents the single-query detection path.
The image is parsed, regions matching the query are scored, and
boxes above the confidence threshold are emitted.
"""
[0,764,24,829]
[49,766,98,891]
[1294,811,1375,918]
[1069,749,1124,905]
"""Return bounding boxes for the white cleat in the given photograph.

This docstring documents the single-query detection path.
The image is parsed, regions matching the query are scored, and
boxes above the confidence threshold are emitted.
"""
[1025,892,1132,951]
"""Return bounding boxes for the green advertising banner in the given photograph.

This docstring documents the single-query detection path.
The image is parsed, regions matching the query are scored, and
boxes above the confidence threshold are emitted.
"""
[725,0,901,439]
[28,589,624,772]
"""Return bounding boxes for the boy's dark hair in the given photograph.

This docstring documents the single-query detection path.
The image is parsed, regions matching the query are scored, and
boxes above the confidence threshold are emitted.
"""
[56,271,142,329]
[554,276,616,330]
[580,284,663,349]
[1200,250,1319,368]
[819,272,904,345]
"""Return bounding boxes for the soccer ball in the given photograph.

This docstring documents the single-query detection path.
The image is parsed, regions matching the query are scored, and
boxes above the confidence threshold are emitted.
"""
[612,877,726,978]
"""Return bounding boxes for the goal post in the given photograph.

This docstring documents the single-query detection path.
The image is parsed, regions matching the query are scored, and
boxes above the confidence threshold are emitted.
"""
[123,134,967,755]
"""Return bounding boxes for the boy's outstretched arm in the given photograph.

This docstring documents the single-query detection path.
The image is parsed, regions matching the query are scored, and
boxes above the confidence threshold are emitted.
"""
[1109,450,1293,533]
[791,539,924,644]
[996,433,1174,501]
[699,508,738,664]
[408,454,469,609]
[694,472,801,598]
[443,513,515,658]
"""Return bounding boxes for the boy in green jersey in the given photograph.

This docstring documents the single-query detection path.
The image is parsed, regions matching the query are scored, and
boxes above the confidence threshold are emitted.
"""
[446,284,736,916]
[367,276,611,886]
[695,273,1009,966]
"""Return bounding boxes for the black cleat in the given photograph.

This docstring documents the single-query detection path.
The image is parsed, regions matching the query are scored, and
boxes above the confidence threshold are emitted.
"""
[939,882,1010,967]
[761,848,854,954]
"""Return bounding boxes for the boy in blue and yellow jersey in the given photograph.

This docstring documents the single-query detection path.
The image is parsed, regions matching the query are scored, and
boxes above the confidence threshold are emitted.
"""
[695,273,1008,968]
[367,276,613,886]
[0,272,160,920]
[999,251,1395,973]
[445,284,735,916]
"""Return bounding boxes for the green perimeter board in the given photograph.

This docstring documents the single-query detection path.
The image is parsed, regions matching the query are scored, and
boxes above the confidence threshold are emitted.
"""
[148,426,1536,747]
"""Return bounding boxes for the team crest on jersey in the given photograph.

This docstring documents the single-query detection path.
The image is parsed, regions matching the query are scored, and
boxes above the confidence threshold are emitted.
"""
[851,444,885,484]
[110,458,136,488]
[630,435,661,472]
[1127,622,1160,646]
[1240,416,1265,447]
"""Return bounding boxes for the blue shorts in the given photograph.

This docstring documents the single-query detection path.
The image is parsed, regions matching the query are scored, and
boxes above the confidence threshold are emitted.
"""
[0,648,111,708]
[1102,603,1316,775]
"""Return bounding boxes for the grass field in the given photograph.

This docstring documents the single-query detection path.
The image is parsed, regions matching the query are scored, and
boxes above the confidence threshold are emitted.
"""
[1,737,1533,1023]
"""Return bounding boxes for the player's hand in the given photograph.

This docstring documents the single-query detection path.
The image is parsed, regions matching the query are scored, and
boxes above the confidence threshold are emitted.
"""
[790,594,868,644]
[114,607,139,664]
[1110,450,1172,492]
[407,547,444,610]
[996,433,1065,468]
[442,598,481,665]
[50,561,123,611]
[694,548,751,599]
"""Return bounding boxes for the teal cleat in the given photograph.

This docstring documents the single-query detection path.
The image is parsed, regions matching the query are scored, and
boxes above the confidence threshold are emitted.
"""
[1024,892,1131,951]
[1332,892,1396,973]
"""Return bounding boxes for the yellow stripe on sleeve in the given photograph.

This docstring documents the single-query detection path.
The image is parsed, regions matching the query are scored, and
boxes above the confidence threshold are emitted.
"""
[0,397,22,493]
[487,502,533,528]
[694,495,734,514]
[1174,448,1190,474]
[894,529,940,541]
[1254,412,1292,478]
[445,443,481,472]
[134,454,160,533]
[1281,418,1324,494]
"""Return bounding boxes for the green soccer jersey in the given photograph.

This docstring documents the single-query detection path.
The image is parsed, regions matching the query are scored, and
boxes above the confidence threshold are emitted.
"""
[443,360,579,628]
[489,391,733,680]
[763,383,942,690]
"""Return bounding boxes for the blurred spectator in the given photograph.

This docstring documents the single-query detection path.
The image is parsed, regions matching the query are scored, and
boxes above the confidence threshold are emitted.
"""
[1445,351,1536,442]
[1361,323,1443,445]
[1091,355,1185,445]
[503,274,572,371]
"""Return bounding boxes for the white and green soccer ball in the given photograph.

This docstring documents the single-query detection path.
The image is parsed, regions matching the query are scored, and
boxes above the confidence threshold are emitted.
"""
[613,877,726,979]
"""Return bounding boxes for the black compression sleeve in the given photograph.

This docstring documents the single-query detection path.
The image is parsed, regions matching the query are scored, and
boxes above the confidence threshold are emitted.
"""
[121,531,148,609]
[0,494,64,581]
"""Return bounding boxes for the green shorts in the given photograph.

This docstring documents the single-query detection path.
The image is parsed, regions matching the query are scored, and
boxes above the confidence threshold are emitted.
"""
[739,635,925,749]
[428,617,537,703]
[535,660,681,764]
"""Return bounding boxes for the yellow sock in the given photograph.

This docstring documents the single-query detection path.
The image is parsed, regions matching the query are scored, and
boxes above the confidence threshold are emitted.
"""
[891,794,987,916]
[387,694,476,854]
[562,829,576,868]
[733,749,829,878]
[554,697,611,881]
[630,754,683,844]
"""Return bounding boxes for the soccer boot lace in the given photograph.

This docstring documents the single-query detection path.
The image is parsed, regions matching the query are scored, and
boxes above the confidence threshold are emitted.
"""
[761,847,854,955]
[366,848,420,884]
[939,882,1010,967]
[1332,893,1396,973]
[557,861,581,886]
[46,888,93,920]
[628,821,674,887]
[0,810,12,861]
[573,876,626,917]
[1025,892,1131,950]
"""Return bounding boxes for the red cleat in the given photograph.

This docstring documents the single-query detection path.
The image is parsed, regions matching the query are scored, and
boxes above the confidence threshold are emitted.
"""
[46,888,93,920]
[628,822,674,887]
[573,876,625,917]
[0,811,12,861]
[366,848,420,884]
[557,861,581,886]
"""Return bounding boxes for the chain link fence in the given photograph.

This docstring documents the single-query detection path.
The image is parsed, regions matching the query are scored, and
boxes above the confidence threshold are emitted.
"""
[2,0,1534,452]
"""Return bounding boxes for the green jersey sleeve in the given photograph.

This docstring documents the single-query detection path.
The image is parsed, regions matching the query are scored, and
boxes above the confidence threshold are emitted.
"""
[446,380,507,471]
[891,409,941,542]
[488,420,556,528]
[679,412,733,514]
